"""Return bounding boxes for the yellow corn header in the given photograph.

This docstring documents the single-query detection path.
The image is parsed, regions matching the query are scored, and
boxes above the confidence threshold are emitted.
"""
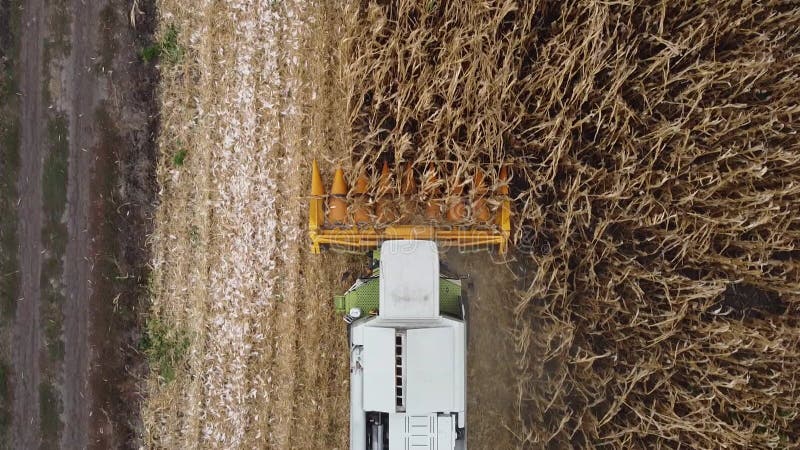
[309,160,510,253]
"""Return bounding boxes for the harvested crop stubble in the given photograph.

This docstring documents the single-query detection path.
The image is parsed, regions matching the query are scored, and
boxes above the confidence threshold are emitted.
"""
[145,0,352,448]
[342,1,800,448]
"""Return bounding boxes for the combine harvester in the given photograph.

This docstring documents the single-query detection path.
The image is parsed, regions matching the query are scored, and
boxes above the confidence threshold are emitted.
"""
[309,161,510,450]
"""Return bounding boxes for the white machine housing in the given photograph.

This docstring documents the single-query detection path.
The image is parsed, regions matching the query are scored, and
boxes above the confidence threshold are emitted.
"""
[349,240,466,450]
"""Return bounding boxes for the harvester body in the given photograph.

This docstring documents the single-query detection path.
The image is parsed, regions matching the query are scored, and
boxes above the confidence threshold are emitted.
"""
[309,160,511,449]
[347,241,466,450]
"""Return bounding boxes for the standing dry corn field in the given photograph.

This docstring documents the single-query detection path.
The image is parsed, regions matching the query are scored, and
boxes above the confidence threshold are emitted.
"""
[340,1,800,448]
[145,0,800,449]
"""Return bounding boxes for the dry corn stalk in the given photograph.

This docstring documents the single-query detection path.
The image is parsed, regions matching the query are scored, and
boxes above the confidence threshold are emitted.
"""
[342,1,800,448]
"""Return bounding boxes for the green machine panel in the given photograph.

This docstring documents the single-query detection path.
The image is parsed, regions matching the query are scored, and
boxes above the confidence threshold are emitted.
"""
[335,277,462,318]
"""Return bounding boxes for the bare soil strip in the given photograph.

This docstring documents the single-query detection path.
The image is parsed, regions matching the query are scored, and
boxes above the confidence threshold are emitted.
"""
[60,0,104,447]
[0,0,21,444]
[12,0,46,446]
[9,1,156,448]
[443,249,523,448]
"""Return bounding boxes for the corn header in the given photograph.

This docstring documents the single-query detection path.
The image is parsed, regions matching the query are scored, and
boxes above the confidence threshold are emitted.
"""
[308,160,511,253]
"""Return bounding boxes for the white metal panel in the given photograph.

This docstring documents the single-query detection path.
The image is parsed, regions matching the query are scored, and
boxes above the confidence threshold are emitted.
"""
[350,347,366,450]
[437,415,455,449]
[379,241,439,320]
[350,321,365,345]
[389,413,406,449]
[388,413,457,450]
[362,327,397,413]
[450,320,466,414]
[406,327,455,414]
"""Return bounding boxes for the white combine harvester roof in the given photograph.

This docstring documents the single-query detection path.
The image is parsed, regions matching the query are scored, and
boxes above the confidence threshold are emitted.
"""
[378,240,440,320]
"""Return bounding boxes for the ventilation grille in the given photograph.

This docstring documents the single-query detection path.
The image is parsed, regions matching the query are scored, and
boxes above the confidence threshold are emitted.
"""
[395,331,406,412]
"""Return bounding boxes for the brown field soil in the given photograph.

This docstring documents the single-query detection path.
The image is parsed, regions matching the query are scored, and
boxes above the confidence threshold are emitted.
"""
[4,0,156,448]
[443,248,524,448]
[0,1,20,446]
[12,0,47,447]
